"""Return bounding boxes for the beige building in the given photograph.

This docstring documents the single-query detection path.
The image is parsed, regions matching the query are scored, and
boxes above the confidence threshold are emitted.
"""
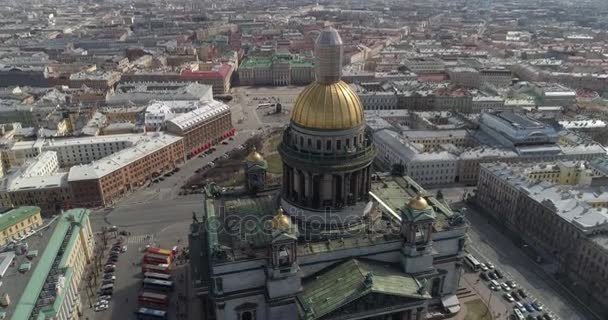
[476,162,608,307]
[166,100,233,157]
[68,134,185,207]
[0,206,43,246]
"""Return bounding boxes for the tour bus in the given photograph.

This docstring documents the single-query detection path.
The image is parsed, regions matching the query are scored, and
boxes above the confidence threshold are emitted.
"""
[143,253,172,265]
[147,247,175,259]
[143,278,174,292]
[142,264,171,274]
[464,253,482,272]
[137,307,167,320]
[138,292,169,309]
[144,272,172,281]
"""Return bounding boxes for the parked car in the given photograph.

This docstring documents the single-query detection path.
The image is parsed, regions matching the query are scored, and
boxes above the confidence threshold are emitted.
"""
[480,272,490,281]
[480,263,489,271]
[485,262,495,269]
[99,295,112,301]
[503,293,514,302]
[518,289,528,298]
[488,272,498,280]
[511,291,521,301]
[103,274,115,280]
[494,268,504,279]
[524,303,535,313]
[531,301,544,312]
[506,280,517,289]
[489,280,500,290]
[501,282,511,291]
[514,302,526,313]
[542,314,554,320]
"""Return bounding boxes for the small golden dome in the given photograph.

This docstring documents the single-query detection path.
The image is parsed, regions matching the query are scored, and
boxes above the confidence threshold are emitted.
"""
[291,80,364,130]
[246,147,264,162]
[408,194,428,210]
[271,208,291,230]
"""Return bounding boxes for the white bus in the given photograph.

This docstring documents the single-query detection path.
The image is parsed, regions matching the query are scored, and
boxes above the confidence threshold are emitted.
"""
[464,254,482,272]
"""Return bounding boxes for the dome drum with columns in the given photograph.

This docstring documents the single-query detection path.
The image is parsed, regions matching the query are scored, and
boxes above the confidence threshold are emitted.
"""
[278,27,376,237]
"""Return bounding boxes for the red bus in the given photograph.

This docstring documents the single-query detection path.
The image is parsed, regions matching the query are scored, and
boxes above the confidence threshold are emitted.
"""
[144,272,172,281]
[148,247,174,259]
[143,253,172,265]
[138,292,169,309]
[142,264,171,274]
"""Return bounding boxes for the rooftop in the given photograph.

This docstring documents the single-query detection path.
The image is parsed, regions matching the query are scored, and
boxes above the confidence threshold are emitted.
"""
[166,100,230,131]
[68,133,182,181]
[0,206,40,232]
[1,214,55,318]
[13,209,90,320]
[483,162,608,233]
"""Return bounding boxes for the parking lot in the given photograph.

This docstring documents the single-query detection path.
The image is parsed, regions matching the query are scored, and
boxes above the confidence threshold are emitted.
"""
[463,253,560,320]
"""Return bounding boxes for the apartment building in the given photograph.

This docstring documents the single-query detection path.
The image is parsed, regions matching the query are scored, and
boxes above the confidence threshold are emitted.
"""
[0,206,43,246]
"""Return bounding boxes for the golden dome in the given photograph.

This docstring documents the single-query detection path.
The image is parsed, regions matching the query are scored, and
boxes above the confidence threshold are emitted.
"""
[290,80,364,130]
[246,147,264,162]
[408,195,428,210]
[271,208,291,230]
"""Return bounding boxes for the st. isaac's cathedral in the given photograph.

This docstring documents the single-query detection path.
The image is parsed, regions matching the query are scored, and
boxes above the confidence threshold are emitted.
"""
[189,28,468,320]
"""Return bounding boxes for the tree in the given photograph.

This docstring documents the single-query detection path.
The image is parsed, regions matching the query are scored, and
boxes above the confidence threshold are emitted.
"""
[391,163,405,176]
[436,189,444,201]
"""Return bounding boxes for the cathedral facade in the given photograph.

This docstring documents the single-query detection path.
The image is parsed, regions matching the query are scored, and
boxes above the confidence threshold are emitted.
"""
[189,28,467,320]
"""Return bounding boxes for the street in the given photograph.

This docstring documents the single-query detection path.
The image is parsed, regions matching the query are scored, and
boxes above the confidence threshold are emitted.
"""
[430,186,591,320]
[81,86,291,320]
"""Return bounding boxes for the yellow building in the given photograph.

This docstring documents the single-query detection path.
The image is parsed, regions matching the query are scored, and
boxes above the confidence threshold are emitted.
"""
[12,208,95,320]
[0,206,43,246]
[56,118,72,136]
[525,161,592,186]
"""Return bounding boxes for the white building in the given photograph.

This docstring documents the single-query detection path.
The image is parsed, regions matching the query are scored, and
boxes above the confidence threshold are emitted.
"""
[374,129,458,186]
[144,100,206,131]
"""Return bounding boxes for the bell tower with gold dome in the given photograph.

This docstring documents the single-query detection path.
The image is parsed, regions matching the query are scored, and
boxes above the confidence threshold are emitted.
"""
[278,27,376,239]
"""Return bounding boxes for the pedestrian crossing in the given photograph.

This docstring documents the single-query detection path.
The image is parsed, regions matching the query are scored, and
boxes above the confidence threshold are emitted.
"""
[126,234,155,244]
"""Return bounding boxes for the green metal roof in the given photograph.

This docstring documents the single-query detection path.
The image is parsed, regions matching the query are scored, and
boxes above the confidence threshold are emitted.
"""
[0,206,40,231]
[240,54,313,69]
[402,207,436,223]
[12,209,90,320]
[297,259,430,320]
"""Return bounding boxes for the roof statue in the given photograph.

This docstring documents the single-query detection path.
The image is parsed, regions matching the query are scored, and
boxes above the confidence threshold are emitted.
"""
[271,207,291,231]
[408,194,429,210]
[246,146,265,162]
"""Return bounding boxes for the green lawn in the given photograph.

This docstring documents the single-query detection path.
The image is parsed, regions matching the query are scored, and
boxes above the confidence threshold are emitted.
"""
[265,153,283,174]
[463,299,492,320]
